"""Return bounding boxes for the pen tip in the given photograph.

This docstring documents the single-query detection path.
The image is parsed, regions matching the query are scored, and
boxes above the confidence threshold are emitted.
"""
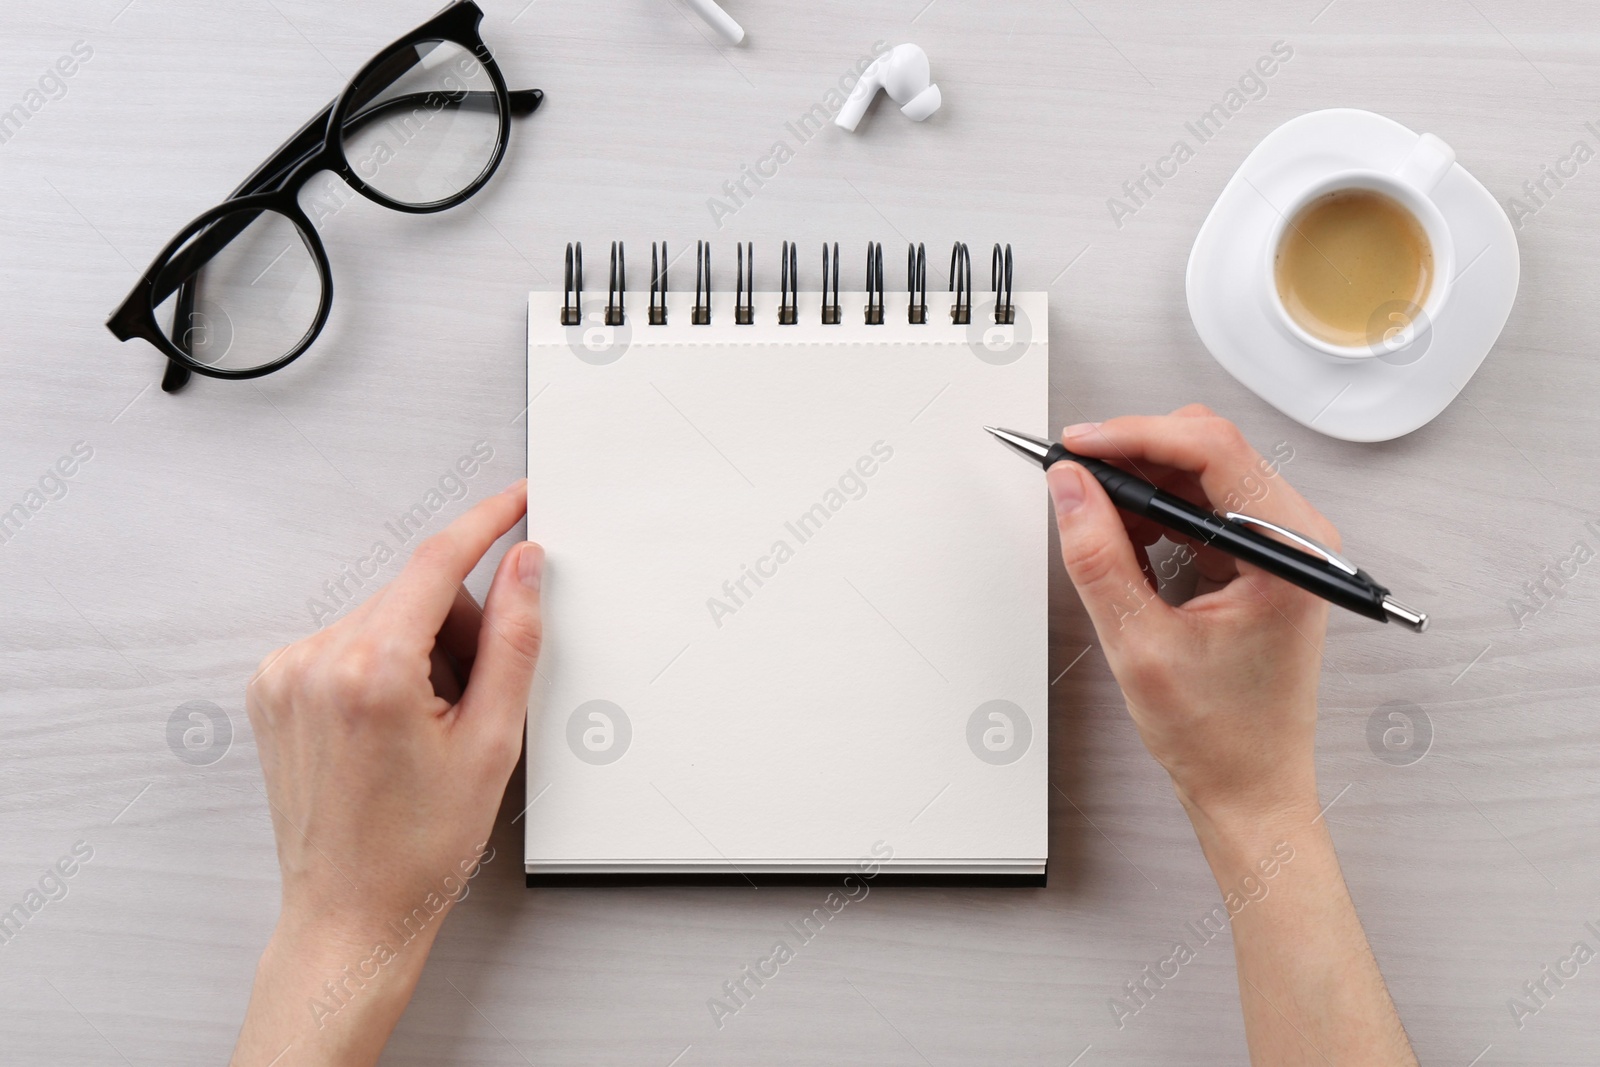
[982,425,999,435]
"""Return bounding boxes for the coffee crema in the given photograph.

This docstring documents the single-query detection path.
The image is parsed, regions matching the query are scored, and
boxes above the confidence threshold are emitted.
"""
[1274,188,1433,348]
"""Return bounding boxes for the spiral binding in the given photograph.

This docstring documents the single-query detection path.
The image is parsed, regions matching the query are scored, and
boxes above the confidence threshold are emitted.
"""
[693,240,711,325]
[557,241,1010,327]
[864,242,885,325]
[649,241,668,325]
[949,242,971,325]
[779,240,798,325]
[821,241,841,325]
[561,242,583,326]
[607,241,626,327]
[907,242,927,325]
[991,243,1014,325]
[735,241,754,325]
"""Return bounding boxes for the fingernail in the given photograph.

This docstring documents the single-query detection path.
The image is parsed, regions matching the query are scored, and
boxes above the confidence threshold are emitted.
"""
[1047,463,1086,516]
[1061,422,1099,440]
[519,542,544,588]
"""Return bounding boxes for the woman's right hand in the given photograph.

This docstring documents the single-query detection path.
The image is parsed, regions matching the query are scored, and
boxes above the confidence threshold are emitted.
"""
[1046,405,1335,830]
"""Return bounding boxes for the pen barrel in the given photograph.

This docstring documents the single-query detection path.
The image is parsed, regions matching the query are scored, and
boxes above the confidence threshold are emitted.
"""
[1045,445,1388,623]
[1143,493,1389,622]
[1044,446,1159,511]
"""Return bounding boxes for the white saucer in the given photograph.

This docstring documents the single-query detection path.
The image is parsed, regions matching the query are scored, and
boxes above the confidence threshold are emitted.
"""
[1185,108,1520,442]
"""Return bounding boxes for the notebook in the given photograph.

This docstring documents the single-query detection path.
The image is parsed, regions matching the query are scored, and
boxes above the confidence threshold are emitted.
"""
[523,241,1048,884]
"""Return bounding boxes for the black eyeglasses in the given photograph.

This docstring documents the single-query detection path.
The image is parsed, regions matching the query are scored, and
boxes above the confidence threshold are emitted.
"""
[106,1,542,394]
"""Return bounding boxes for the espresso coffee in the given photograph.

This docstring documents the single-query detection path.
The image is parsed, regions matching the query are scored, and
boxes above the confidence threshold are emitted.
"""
[1274,188,1433,348]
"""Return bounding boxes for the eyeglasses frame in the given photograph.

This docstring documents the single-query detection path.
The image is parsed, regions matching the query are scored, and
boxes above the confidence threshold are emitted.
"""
[105,0,541,392]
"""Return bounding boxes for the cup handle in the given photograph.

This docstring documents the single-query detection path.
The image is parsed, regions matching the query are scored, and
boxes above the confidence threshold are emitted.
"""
[1394,132,1455,194]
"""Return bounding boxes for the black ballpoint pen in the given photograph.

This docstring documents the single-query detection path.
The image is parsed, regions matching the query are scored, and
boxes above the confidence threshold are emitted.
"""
[985,427,1428,632]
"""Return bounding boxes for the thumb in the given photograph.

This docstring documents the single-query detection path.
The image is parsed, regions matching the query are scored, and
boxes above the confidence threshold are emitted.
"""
[460,541,544,742]
[1048,462,1168,643]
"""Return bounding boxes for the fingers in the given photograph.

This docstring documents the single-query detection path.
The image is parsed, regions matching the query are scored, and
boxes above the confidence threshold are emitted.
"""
[1064,419,1238,583]
[1138,468,1240,584]
[387,481,529,642]
[1048,461,1171,643]
[430,643,464,704]
[437,585,485,674]
[459,541,544,762]
[1062,414,1339,550]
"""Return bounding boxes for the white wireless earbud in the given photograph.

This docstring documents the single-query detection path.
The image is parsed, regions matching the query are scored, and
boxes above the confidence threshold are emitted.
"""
[835,44,942,132]
[684,0,744,44]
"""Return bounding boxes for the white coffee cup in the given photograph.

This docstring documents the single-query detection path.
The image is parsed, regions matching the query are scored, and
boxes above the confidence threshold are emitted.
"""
[1262,133,1457,361]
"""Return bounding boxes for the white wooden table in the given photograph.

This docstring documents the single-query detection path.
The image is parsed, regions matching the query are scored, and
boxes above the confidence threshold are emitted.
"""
[3,1,1598,1063]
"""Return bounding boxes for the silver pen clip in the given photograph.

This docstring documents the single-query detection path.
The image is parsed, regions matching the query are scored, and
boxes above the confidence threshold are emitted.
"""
[1225,511,1427,632]
[1223,512,1359,576]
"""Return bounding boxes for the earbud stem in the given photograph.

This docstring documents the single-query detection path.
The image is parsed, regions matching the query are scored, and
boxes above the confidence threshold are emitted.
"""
[684,0,744,43]
[835,78,879,132]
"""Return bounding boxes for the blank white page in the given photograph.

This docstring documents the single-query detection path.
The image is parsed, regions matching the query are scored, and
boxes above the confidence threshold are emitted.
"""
[525,287,1047,877]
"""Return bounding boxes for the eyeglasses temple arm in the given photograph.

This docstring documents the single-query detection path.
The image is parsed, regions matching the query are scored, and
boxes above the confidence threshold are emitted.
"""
[232,86,538,205]
[228,105,335,200]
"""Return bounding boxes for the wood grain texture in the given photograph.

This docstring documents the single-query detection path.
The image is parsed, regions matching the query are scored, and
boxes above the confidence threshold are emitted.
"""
[1,0,1598,1064]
